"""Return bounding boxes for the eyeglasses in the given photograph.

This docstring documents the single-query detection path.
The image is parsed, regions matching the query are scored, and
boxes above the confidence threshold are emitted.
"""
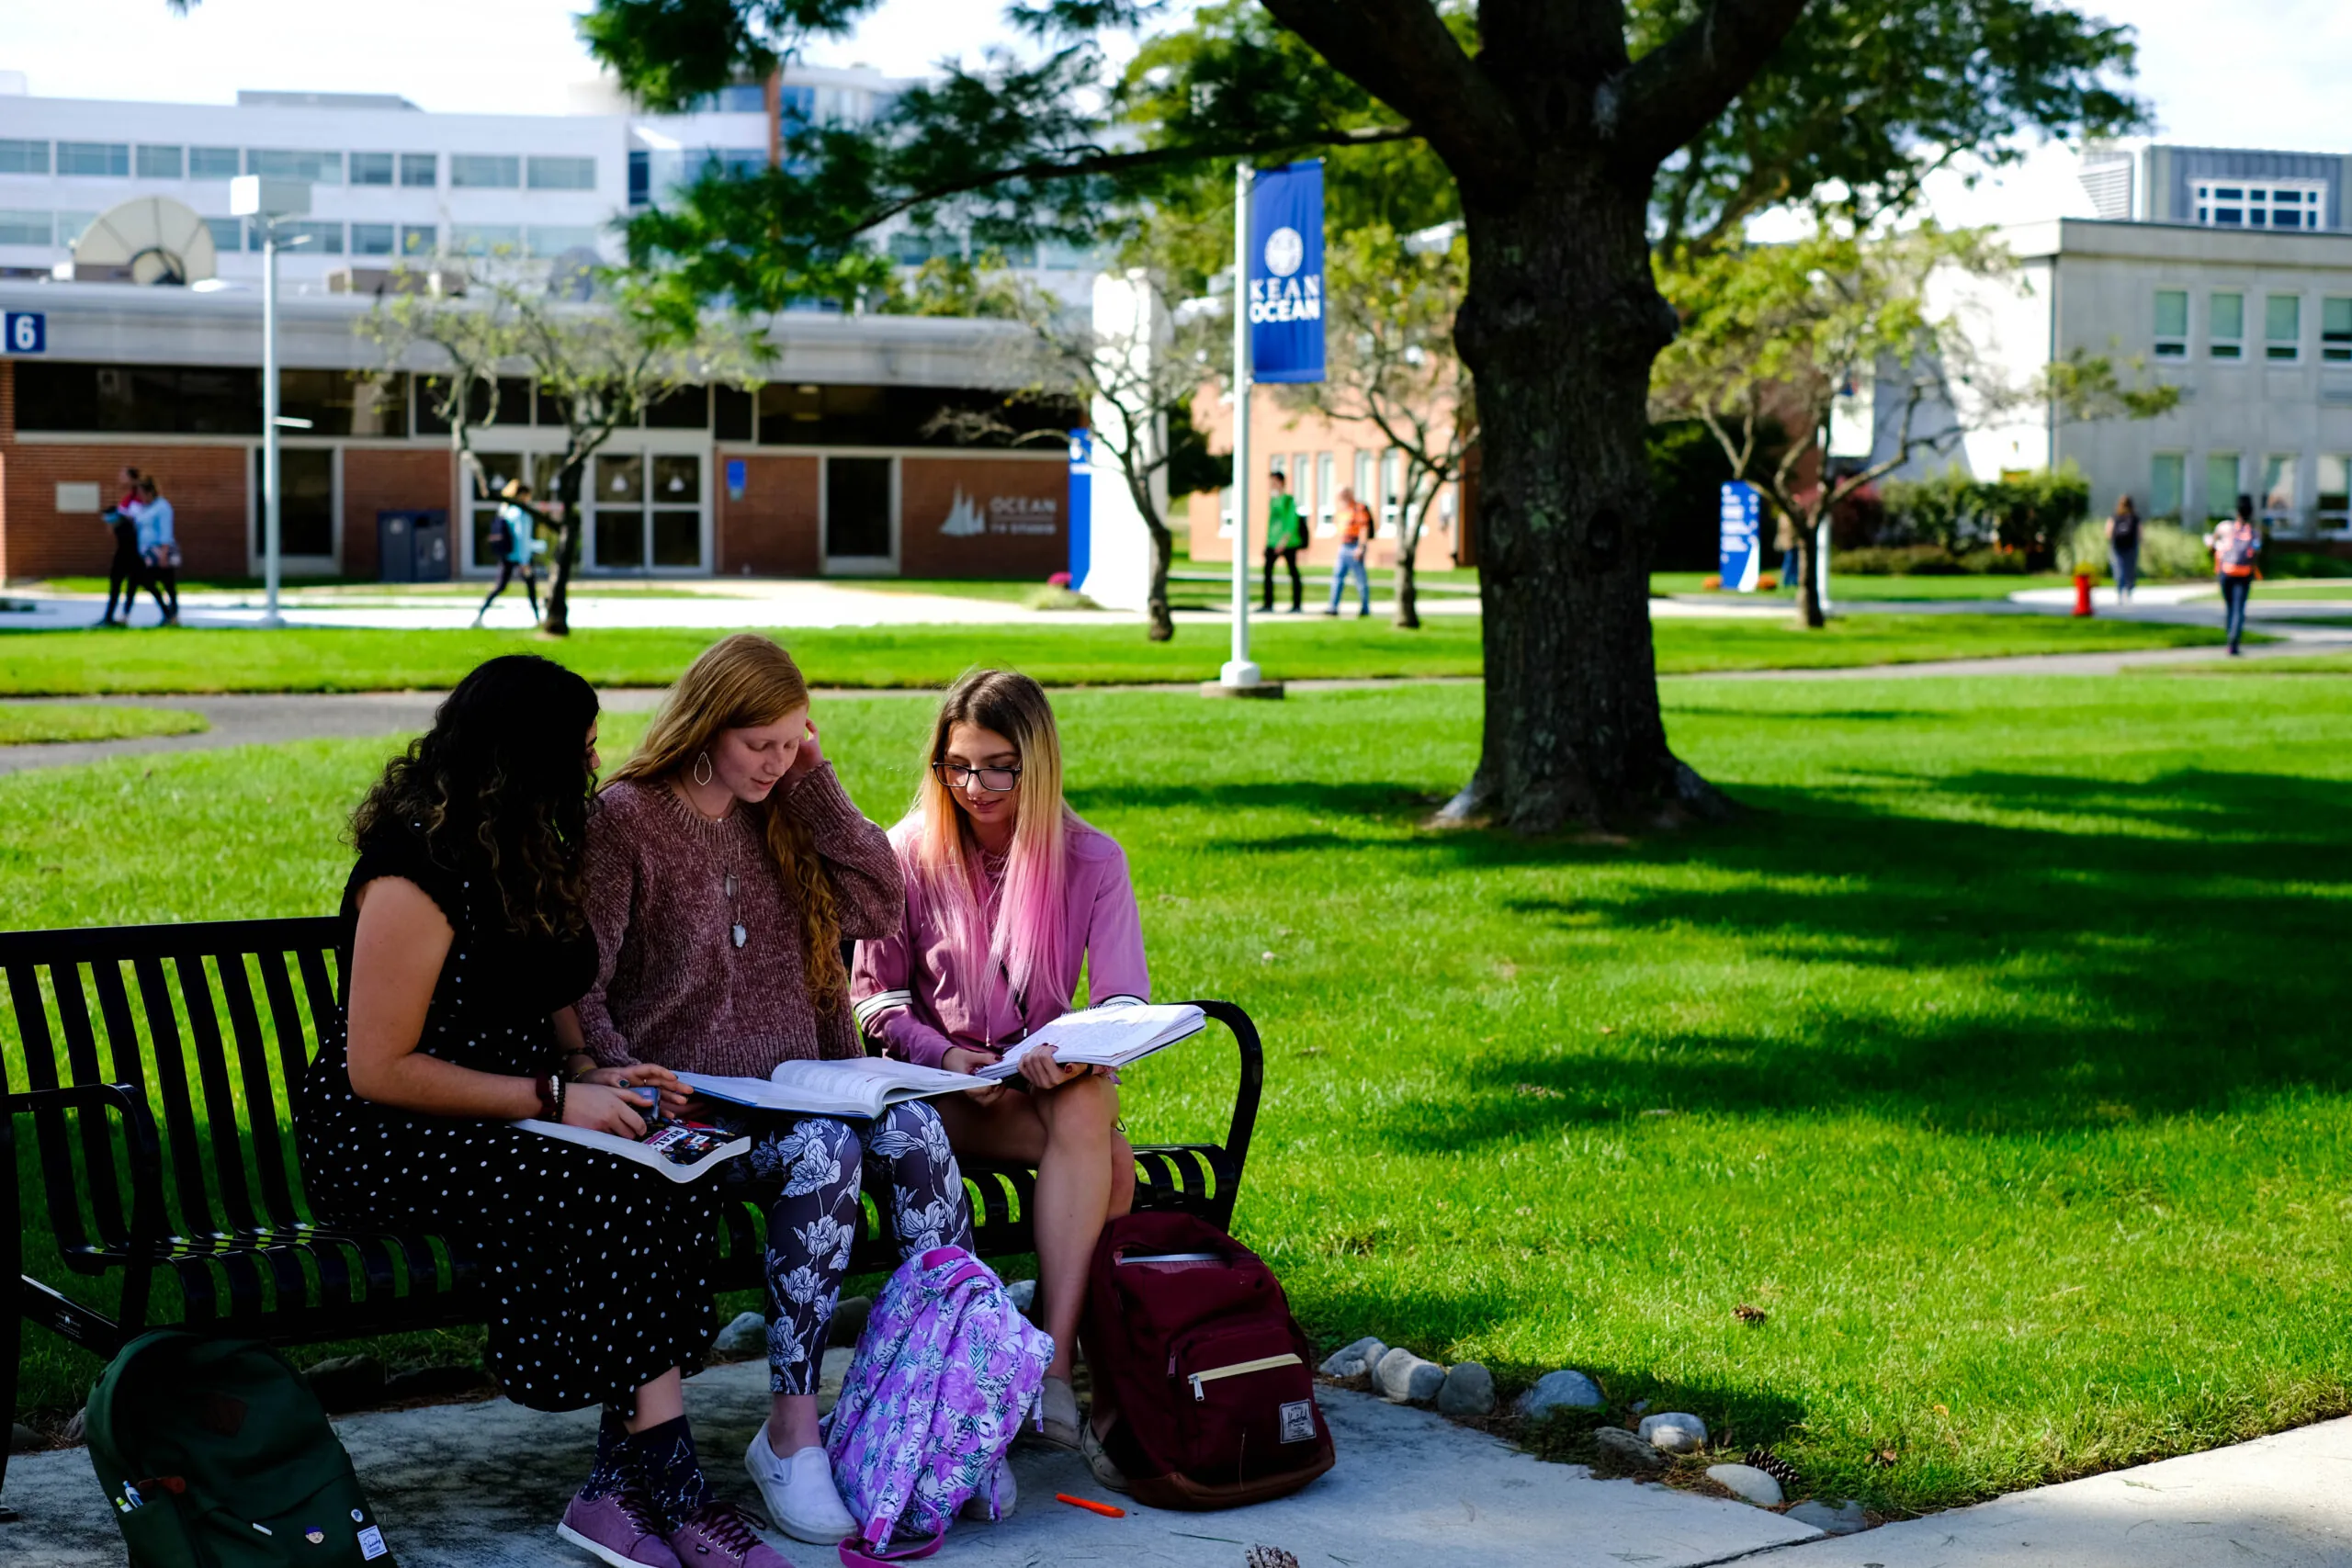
[934,761,1022,793]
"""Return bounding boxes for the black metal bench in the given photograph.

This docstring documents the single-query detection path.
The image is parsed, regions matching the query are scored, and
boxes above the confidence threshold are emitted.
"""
[1,916,1262,1516]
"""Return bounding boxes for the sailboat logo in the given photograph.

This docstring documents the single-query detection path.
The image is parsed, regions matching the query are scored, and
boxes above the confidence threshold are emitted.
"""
[940,488,987,536]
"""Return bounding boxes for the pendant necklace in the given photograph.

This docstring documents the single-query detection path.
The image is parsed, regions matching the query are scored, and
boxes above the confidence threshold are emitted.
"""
[723,847,746,950]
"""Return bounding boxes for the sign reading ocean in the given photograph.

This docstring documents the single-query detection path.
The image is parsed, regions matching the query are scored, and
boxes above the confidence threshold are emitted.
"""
[1718,480,1762,592]
[1249,161,1325,384]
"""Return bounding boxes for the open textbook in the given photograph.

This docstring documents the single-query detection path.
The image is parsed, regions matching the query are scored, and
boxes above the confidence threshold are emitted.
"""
[975,1001,1206,1082]
[679,1056,981,1120]
[517,1118,749,1183]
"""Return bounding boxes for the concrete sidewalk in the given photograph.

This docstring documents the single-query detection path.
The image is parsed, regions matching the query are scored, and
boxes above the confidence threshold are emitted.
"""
[0,1363,1817,1568]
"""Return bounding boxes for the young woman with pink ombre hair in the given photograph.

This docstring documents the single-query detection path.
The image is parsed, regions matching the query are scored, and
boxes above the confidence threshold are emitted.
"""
[850,669,1141,1488]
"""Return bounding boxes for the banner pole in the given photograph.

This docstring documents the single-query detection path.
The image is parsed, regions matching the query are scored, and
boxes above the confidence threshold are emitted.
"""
[1220,160,1261,689]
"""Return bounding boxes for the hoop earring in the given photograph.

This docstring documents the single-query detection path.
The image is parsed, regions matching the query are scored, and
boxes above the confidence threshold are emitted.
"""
[693,751,713,787]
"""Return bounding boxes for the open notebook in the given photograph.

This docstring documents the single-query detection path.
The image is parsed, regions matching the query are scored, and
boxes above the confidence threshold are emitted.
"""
[975,1002,1206,1081]
[679,1057,981,1120]
[517,1118,749,1183]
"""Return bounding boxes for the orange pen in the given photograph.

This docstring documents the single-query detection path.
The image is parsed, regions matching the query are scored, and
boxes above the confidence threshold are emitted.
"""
[1055,1493,1125,1518]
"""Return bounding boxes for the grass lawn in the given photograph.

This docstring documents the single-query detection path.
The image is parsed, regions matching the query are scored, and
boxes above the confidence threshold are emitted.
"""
[8,673,2352,1517]
[0,614,2231,696]
[2253,581,2352,600]
[1653,571,2110,602]
[0,702,207,745]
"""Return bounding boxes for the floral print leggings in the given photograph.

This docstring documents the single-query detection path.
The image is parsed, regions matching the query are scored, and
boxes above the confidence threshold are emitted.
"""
[725,1102,975,1394]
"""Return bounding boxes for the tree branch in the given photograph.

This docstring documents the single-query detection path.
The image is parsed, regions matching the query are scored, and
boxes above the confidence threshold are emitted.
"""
[1616,0,1814,170]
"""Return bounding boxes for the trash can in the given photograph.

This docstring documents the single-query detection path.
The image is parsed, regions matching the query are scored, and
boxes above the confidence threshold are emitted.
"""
[377,509,451,582]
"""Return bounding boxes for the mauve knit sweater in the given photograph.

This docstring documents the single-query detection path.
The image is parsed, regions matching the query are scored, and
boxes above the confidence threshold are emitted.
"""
[575,767,903,1076]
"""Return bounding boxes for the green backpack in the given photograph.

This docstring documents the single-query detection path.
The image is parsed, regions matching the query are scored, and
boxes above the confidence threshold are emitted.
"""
[87,1331,394,1568]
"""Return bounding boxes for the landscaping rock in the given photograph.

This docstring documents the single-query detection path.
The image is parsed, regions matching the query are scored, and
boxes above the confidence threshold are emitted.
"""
[1004,1280,1036,1317]
[1637,1412,1709,1453]
[829,1294,874,1346]
[712,1309,769,1359]
[1436,1361,1496,1418]
[1704,1463,1784,1507]
[382,1364,495,1402]
[302,1354,387,1413]
[1374,1348,1445,1404]
[1589,1427,1670,1474]
[1786,1498,1870,1536]
[1318,1337,1385,1379]
[9,1423,42,1455]
[1516,1369,1605,1419]
[61,1407,86,1446]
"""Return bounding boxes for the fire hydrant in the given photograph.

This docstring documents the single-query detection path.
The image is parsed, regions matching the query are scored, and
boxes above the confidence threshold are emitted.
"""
[2073,571,2094,617]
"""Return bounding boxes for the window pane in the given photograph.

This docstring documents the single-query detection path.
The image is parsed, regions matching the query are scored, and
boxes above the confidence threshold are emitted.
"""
[449,154,520,188]
[825,456,894,558]
[2205,455,2241,519]
[2326,298,2352,336]
[135,144,184,179]
[2262,455,2296,511]
[713,384,753,442]
[58,141,130,177]
[189,145,238,179]
[281,220,345,255]
[2150,454,2184,519]
[0,209,51,245]
[0,140,50,175]
[526,225,600,256]
[349,152,394,186]
[598,454,644,503]
[2154,289,2188,338]
[594,508,644,569]
[450,224,521,255]
[646,388,709,430]
[256,446,337,558]
[247,148,343,183]
[651,510,701,567]
[399,152,437,187]
[400,224,438,255]
[2267,294,2301,342]
[351,222,396,256]
[2211,292,2244,339]
[201,216,241,254]
[653,454,701,500]
[526,155,596,190]
[2318,455,2349,513]
[56,211,96,246]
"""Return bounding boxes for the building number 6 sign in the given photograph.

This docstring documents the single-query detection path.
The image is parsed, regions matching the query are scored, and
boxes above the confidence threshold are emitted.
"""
[4,311,45,355]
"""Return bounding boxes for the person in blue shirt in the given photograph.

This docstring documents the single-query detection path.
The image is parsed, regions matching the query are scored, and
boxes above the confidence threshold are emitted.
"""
[473,479,542,626]
[130,476,179,627]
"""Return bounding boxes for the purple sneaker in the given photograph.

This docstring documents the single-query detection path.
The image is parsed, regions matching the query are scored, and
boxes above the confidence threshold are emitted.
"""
[558,1489,683,1568]
[667,1502,797,1567]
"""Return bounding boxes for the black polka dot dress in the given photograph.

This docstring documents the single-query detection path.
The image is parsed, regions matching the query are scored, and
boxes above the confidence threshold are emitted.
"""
[295,829,716,1416]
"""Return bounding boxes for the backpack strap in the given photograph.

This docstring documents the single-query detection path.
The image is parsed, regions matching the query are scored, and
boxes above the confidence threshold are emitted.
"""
[838,1530,944,1567]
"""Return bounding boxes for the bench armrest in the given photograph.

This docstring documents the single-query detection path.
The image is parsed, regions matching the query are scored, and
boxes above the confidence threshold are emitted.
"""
[1184,1000,1264,1227]
[8,1082,167,1337]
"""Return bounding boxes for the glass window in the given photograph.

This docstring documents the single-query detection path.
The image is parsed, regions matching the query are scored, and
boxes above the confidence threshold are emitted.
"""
[278,220,345,255]
[254,446,336,558]
[247,149,343,183]
[58,141,130,177]
[351,222,396,256]
[2323,298,2352,363]
[400,224,438,256]
[56,211,96,246]
[399,152,436,187]
[526,155,596,190]
[15,361,262,434]
[713,384,753,442]
[2318,456,2350,525]
[1353,450,1374,513]
[0,140,50,175]
[2149,454,2185,522]
[598,453,645,504]
[279,369,408,437]
[2153,288,2188,357]
[777,85,815,124]
[201,216,241,254]
[450,154,520,188]
[2194,176,2324,230]
[1316,452,1337,533]
[2261,454,2299,523]
[416,376,531,434]
[1381,450,1404,530]
[2210,292,2245,359]
[450,224,522,255]
[645,387,710,429]
[135,144,184,179]
[0,209,51,245]
[2205,453,2242,520]
[349,152,394,186]
[526,225,600,256]
[1216,485,1235,537]
[628,149,650,209]
[188,146,239,179]
[2266,295,2301,361]
[653,453,701,502]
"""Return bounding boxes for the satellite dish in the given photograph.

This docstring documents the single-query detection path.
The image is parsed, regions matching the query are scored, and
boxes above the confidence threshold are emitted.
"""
[73,197,218,286]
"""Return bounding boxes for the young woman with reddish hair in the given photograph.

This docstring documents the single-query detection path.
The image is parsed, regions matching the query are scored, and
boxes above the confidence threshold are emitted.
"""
[851,669,1141,1489]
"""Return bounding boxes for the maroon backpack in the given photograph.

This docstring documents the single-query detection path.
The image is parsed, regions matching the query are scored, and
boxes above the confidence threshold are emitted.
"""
[1086,1212,1335,1509]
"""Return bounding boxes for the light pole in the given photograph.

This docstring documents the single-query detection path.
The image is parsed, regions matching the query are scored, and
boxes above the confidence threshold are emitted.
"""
[230,176,311,628]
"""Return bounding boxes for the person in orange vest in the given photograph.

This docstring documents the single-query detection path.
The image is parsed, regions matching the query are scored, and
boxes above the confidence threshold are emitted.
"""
[1325,488,1374,617]
[2206,494,2262,657]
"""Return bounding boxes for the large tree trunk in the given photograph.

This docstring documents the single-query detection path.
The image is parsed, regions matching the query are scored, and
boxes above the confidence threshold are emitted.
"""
[542,461,586,638]
[1393,523,1422,629]
[1791,512,1826,629]
[1444,165,1728,833]
[1144,518,1174,641]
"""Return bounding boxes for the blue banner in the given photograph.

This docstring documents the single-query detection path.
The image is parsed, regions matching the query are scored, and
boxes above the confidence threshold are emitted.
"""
[1066,427,1093,586]
[1249,161,1324,384]
[1718,481,1762,592]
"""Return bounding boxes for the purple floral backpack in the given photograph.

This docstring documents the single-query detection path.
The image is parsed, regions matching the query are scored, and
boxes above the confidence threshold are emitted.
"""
[826,1246,1054,1562]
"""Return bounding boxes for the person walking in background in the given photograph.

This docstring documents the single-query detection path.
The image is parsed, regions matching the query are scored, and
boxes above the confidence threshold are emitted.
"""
[130,476,179,626]
[1775,509,1800,591]
[2208,495,2262,657]
[1325,486,1373,618]
[2106,493,2143,603]
[97,465,143,626]
[473,480,542,626]
[1261,468,1306,614]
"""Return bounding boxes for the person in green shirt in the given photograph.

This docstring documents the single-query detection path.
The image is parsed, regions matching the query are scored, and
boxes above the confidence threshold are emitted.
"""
[1261,468,1307,614]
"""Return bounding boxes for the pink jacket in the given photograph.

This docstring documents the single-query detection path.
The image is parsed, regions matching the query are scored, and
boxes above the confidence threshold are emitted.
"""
[851,815,1148,1069]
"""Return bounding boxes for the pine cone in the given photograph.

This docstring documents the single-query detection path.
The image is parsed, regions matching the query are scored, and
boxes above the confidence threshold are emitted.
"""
[1744,1447,1800,1487]
[1733,1303,1769,1325]
[1246,1550,1300,1568]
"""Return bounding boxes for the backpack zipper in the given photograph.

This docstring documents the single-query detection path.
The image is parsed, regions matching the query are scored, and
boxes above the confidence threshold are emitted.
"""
[1186,1352,1302,1401]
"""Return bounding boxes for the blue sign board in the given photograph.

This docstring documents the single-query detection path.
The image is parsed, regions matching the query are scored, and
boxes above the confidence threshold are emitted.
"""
[724,457,747,502]
[1248,162,1324,384]
[1066,428,1093,585]
[1718,481,1762,592]
[3,311,45,355]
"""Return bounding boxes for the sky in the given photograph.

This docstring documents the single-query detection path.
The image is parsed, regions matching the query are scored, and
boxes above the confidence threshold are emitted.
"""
[5,0,2351,229]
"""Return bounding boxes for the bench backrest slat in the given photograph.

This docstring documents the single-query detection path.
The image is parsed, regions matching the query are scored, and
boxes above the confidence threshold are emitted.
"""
[6,959,96,1259]
[132,952,222,1244]
[52,961,130,1250]
[195,953,268,1233]
[243,947,313,1227]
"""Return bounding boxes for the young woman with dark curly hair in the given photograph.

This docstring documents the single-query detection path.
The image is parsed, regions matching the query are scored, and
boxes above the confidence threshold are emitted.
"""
[294,655,782,1568]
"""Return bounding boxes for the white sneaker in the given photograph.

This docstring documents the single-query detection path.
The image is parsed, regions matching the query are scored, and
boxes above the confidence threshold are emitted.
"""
[959,1455,1016,1523]
[744,1425,856,1544]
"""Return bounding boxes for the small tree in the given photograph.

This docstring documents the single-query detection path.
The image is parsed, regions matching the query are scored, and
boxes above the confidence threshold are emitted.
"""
[362,265,764,636]
[1278,225,1476,630]
[1650,223,2005,628]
